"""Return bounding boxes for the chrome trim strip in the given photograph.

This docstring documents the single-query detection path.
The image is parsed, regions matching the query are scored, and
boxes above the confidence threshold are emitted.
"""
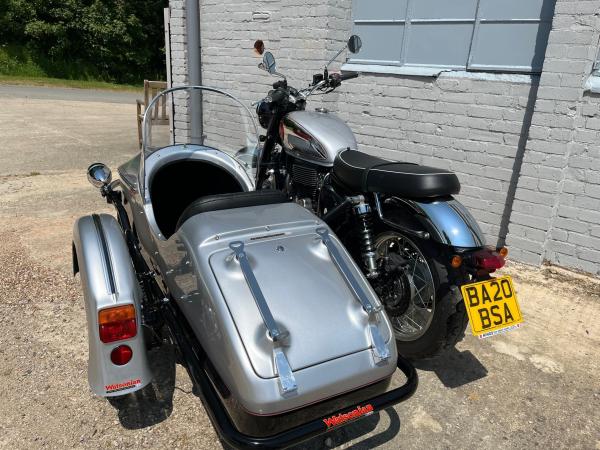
[229,241,297,395]
[92,214,115,294]
[315,228,390,364]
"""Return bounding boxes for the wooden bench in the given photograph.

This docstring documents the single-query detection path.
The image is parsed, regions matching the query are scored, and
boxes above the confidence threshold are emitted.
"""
[137,80,169,148]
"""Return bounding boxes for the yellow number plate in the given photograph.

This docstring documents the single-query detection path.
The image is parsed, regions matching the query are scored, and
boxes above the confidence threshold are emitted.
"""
[461,276,523,338]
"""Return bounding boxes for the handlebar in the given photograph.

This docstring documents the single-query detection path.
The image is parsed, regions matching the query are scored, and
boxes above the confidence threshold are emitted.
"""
[270,89,288,103]
[255,71,360,108]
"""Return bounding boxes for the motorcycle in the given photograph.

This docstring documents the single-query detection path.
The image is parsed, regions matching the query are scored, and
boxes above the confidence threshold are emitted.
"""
[72,85,418,449]
[250,35,510,358]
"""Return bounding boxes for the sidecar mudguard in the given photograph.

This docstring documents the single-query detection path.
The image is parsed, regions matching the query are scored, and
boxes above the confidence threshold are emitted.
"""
[73,213,152,397]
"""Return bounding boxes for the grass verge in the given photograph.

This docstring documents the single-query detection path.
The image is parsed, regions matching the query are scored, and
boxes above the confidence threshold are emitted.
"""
[0,74,141,92]
[0,45,142,92]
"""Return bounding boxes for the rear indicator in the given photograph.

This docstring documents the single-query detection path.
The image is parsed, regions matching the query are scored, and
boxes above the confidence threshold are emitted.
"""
[450,255,463,268]
[98,305,137,343]
[110,345,133,365]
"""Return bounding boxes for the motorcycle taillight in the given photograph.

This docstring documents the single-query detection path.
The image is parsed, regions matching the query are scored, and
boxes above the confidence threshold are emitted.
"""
[98,305,137,343]
[473,248,506,272]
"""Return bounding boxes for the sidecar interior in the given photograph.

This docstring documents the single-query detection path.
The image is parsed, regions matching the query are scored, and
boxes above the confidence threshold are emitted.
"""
[145,145,285,238]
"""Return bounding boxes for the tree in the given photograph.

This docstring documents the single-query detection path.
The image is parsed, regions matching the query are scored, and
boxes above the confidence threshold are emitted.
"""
[0,0,168,83]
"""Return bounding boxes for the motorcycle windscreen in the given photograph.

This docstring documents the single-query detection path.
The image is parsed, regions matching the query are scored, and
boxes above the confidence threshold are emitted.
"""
[209,233,389,379]
[142,86,259,177]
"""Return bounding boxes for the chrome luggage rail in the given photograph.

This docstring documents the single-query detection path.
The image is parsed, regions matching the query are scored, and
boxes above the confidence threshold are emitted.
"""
[229,241,297,396]
[315,227,390,364]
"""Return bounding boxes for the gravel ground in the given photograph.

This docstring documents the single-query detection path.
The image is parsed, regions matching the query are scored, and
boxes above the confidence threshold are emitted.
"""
[0,88,599,449]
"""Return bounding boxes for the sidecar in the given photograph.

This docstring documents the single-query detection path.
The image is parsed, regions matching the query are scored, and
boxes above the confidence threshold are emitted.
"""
[72,86,417,448]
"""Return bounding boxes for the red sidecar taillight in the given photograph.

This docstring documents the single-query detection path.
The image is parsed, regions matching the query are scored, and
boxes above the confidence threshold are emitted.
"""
[473,248,506,272]
[98,305,137,343]
[110,345,133,365]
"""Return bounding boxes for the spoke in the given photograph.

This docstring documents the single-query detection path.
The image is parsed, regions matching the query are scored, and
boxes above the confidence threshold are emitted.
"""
[411,281,429,308]
[412,272,427,284]
[402,312,423,331]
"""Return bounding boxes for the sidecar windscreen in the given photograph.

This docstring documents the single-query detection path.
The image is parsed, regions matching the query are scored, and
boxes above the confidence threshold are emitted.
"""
[142,86,259,175]
[139,86,259,240]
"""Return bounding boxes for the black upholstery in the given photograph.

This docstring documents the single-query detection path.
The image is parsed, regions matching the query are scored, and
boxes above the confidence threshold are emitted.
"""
[333,150,460,198]
[176,190,289,230]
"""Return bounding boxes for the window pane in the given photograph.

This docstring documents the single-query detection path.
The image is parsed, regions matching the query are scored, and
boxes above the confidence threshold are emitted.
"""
[405,24,473,68]
[469,22,552,72]
[478,0,554,20]
[353,0,408,21]
[411,0,478,20]
[351,24,404,63]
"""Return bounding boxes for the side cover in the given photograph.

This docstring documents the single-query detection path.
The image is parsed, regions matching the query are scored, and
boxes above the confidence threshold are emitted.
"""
[73,214,152,396]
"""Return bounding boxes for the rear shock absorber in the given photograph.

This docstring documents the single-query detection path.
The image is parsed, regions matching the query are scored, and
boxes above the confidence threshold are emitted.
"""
[353,197,379,278]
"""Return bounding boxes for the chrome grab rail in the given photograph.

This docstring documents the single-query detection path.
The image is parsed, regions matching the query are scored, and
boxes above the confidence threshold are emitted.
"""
[229,241,297,396]
[315,227,390,364]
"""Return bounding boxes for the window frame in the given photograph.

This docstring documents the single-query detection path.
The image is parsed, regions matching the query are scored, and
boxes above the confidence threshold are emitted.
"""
[346,0,554,76]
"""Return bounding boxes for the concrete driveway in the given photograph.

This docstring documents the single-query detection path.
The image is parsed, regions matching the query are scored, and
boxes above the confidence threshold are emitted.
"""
[0,85,598,449]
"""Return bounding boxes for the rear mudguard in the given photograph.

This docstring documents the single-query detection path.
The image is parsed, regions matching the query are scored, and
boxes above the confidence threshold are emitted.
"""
[383,197,486,249]
[73,213,152,397]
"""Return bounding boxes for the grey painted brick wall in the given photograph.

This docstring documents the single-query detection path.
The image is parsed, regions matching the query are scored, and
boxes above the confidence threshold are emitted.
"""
[168,1,190,142]
[506,0,600,275]
[167,0,600,276]
[334,73,538,246]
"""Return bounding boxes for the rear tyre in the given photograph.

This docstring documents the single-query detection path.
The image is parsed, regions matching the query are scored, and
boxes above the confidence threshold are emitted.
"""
[371,231,468,359]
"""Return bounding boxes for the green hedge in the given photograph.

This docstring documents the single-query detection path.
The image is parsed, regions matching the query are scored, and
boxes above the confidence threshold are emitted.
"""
[0,0,168,84]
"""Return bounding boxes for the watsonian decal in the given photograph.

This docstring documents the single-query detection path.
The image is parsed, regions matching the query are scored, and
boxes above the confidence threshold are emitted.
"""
[105,378,141,394]
[323,404,374,429]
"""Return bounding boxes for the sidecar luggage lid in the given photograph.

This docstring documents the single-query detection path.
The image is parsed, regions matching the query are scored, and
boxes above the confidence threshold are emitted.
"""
[176,202,397,414]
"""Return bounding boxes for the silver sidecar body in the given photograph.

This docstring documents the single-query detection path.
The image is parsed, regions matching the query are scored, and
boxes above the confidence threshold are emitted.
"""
[73,86,416,447]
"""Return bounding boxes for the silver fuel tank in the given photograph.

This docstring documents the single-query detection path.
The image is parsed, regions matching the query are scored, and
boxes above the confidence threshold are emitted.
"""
[281,110,358,167]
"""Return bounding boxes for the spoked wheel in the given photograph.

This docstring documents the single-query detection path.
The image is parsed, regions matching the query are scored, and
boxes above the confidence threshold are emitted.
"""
[373,232,435,341]
[372,231,468,359]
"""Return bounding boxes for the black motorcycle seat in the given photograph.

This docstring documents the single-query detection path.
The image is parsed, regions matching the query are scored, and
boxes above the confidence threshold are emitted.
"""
[333,150,460,198]
[176,190,289,230]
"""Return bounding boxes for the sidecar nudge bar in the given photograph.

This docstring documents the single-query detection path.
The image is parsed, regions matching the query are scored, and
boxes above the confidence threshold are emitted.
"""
[229,241,297,396]
[162,299,418,450]
[316,227,391,364]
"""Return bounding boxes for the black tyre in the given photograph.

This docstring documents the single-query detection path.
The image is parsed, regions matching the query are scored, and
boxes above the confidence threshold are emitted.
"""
[371,231,468,359]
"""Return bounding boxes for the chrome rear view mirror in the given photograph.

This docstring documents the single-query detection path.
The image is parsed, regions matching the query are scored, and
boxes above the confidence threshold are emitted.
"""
[262,52,277,74]
[347,35,362,54]
[87,162,112,188]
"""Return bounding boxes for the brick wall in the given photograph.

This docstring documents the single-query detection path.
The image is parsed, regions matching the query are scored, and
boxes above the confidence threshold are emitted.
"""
[168,0,600,276]
[168,1,190,142]
[507,0,600,275]
[334,72,538,246]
